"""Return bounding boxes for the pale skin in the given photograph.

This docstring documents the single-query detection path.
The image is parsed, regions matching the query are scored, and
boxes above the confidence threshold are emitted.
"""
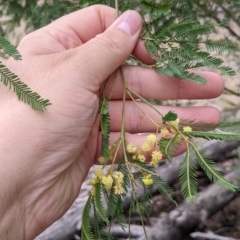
[0,5,224,239]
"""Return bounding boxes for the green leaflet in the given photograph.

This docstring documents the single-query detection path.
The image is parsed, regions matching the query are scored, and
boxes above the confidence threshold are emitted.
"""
[100,99,110,158]
[107,188,122,217]
[0,63,51,111]
[187,131,240,141]
[0,37,21,60]
[193,148,239,191]
[81,197,95,240]
[179,147,198,204]
[205,40,236,53]
[162,111,178,123]
[152,175,177,205]
[179,119,219,132]
[159,135,182,162]
[217,121,240,132]
[95,182,109,224]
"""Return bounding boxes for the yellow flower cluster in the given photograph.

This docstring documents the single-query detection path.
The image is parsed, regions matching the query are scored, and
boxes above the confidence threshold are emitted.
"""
[141,142,151,152]
[101,175,113,190]
[161,127,169,137]
[150,150,163,167]
[168,118,180,133]
[142,174,153,186]
[183,126,192,132]
[127,143,137,153]
[90,168,125,195]
[146,134,157,144]
[112,171,124,195]
[98,156,106,165]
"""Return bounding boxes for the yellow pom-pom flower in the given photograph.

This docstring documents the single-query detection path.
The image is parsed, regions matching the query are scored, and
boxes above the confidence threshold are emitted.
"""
[90,178,99,185]
[169,118,180,129]
[142,174,153,186]
[146,134,157,144]
[101,175,113,190]
[114,184,124,195]
[160,127,169,137]
[127,143,137,154]
[98,156,106,165]
[137,154,146,162]
[141,142,151,152]
[183,126,192,132]
[151,151,163,161]
[150,159,158,167]
[94,168,103,179]
[112,171,124,184]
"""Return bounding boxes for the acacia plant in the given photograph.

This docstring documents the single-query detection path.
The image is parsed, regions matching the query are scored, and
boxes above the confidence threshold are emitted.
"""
[76,1,240,239]
[0,0,240,239]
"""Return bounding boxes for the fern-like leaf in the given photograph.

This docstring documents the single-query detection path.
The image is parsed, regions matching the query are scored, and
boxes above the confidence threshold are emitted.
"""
[0,37,21,60]
[151,175,176,205]
[194,149,239,191]
[81,197,95,240]
[159,134,182,162]
[179,119,219,132]
[95,182,109,224]
[205,40,236,53]
[179,146,198,203]
[187,131,240,141]
[107,189,121,218]
[217,121,240,132]
[0,63,51,111]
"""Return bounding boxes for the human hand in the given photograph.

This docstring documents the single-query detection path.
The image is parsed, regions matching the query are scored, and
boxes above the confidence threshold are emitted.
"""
[0,5,223,239]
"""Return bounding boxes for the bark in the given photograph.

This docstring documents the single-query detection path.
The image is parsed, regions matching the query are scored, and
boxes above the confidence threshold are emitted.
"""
[137,171,239,240]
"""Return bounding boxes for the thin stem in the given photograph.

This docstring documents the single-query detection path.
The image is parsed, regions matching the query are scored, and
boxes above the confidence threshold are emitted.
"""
[115,0,119,17]
[126,87,164,117]
[128,90,161,128]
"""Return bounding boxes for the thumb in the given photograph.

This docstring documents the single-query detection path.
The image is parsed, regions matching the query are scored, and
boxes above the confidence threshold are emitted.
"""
[71,10,142,88]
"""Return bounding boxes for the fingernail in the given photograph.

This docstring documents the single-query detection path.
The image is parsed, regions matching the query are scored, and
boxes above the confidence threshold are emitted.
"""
[111,11,141,36]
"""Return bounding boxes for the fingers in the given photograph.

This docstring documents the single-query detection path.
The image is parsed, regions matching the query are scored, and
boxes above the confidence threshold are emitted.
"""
[108,101,221,133]
[103,66,224,100]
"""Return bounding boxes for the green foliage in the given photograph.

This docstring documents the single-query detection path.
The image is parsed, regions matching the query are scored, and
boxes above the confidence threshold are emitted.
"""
[79,1,240,239]
[3,0,237,238]
[0,37,21,60]
[0,63,51,111]
[100,99,110,158]
[162,111,178,123]
[179,146,199,204]
[187,131,240,141]
[0,37,51,111]
[0,0,75,37]
[159,134,182,162]
[81,197,95,240]
[194,149,239,191]
[95,183,109,224]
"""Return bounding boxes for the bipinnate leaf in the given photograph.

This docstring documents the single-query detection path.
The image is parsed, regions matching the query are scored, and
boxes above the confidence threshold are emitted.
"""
[0,63,51,111]
[159,135,182,162]
[194,149,239,191]
[95,182,109,224]
[0,37,21,60]
[187,131,240,141]
[152,175,177,205]
[179,147,198,204]
[217,121,240,132]
[81,197,95,240]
